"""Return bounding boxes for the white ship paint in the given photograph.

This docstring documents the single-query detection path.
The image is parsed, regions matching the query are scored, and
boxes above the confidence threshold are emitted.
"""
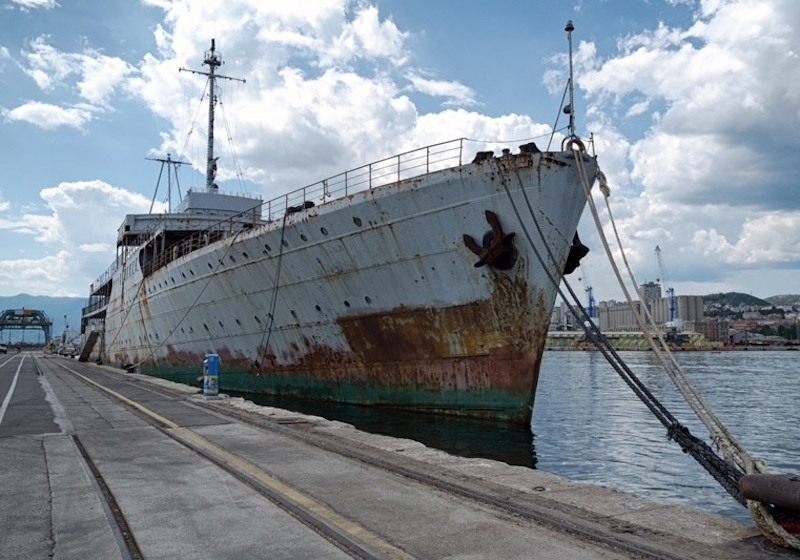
[81,29,598,423]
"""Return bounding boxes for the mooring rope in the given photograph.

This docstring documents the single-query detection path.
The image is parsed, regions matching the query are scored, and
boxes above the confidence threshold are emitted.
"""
[570,146,799,549]
[498,151,746,505]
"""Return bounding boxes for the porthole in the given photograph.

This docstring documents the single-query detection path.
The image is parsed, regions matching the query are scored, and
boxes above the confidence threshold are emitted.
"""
[242,252,249,259]
[203,324,209,331]
[315,305,322,312]
[218,321,224,328]
[320,227,328,235]
[208,262,213,269]
[282,239,289,248]
[290,310,297,319]
[254,316,262,324]
[365,296,372,304]
[353,217,362,227]
[229,255,236,263]
[300,234,308,242]
[344,300,351,308]
[264,244,272,252]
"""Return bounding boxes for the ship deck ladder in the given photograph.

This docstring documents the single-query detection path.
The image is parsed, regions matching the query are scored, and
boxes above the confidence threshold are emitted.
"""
[78,331,100,362]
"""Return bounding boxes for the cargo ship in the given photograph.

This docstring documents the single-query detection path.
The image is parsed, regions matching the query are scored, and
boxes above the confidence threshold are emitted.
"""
[80,26,598,424]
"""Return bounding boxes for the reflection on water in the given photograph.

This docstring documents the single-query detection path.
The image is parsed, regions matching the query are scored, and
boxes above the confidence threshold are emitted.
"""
[232,392,538,468]
[233,350,800,525]
[533,350,800,524]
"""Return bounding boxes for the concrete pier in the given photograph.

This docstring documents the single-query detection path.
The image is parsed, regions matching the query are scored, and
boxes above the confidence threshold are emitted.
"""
[1,352,794,559]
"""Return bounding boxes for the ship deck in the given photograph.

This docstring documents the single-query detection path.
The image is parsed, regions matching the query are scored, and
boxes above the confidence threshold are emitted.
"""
[1,352,788,559]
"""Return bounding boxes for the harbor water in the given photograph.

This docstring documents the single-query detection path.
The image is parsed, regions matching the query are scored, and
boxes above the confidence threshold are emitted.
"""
[234,349,799,525]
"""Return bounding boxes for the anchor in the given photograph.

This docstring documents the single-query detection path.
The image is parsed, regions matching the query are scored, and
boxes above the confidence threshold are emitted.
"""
[563,232,589,275]
[463,210,517,270]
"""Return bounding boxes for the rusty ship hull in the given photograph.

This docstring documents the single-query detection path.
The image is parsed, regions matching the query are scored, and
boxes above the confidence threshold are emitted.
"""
[81,139,596,424]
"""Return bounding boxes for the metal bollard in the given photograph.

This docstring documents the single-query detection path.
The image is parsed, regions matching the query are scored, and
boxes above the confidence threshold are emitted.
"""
[203,353,219,399]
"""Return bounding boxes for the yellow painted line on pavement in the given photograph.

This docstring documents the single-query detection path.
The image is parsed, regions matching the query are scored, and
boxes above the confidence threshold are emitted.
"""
[62,364,414,560]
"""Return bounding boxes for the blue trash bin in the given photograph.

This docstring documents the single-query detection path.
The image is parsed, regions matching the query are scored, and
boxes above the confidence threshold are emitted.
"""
[203,354,219,399]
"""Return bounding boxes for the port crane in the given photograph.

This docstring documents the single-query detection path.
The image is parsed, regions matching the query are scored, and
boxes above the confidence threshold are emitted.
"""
[655,245,677,325]
[578,266,596,321]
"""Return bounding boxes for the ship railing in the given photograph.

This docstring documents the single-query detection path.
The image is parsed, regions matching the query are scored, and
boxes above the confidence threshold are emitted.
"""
[263,138,466,221]
[90,260,119,294]
[92,139,480,281]
[81,296,108,317]
[140,218,241,277]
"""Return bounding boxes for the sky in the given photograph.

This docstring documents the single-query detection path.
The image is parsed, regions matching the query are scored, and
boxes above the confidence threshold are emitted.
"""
[1,0,799,305]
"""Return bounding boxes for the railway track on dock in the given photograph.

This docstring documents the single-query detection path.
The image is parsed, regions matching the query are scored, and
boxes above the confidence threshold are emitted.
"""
[34,356,788,560]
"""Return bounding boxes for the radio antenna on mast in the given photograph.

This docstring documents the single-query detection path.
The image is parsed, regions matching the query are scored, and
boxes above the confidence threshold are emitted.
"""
[179,39,246,191]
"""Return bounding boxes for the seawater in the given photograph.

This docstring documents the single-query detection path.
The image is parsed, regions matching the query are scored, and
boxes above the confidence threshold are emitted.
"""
[234,350,799,525]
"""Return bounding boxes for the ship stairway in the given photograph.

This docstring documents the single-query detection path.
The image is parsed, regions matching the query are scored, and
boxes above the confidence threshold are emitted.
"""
[78,331,100,362]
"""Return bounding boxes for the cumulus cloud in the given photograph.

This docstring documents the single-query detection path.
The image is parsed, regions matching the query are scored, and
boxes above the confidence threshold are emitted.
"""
[0,181,155,296]
[130,0,551,197]
[0,252,75,297]
[406,74,477,107]
[2,101,93,129]
[10,0,58,10]
[573,0,800,297]
[7,36,135,130]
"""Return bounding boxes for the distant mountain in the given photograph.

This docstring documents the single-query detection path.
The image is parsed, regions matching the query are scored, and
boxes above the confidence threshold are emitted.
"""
[764,294,800,306]
[0,294,84,342]
[703,292,772,307]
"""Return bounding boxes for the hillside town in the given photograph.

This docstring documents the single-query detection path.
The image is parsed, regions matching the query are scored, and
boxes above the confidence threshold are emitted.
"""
[550,282,800,348]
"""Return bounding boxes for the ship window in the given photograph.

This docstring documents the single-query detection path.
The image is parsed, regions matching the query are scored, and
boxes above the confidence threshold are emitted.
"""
[282,239,289,248]
[320,227,328,235]
[353,217,362,227]
[208,263,213,269]
[365,296,372,304]
[235,319,241,326]
[242,252,249,259]
[344,300,350,308]
[182,272,186,278]
[229,255,236,263]
[290,310,297,319]
[218,321,224,328]
[300,234,308,242]
[203,324,209,331]
[315,305,322,312]
[190,269,195,276]
[264,244,271,252]
[254,316,262,324]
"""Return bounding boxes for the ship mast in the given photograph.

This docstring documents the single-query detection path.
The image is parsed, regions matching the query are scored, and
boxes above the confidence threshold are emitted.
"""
[564,20,576,138]
[179,40,246,190]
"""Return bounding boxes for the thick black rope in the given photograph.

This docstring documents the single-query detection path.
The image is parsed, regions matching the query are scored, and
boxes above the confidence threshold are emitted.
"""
[496,157,746,506]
